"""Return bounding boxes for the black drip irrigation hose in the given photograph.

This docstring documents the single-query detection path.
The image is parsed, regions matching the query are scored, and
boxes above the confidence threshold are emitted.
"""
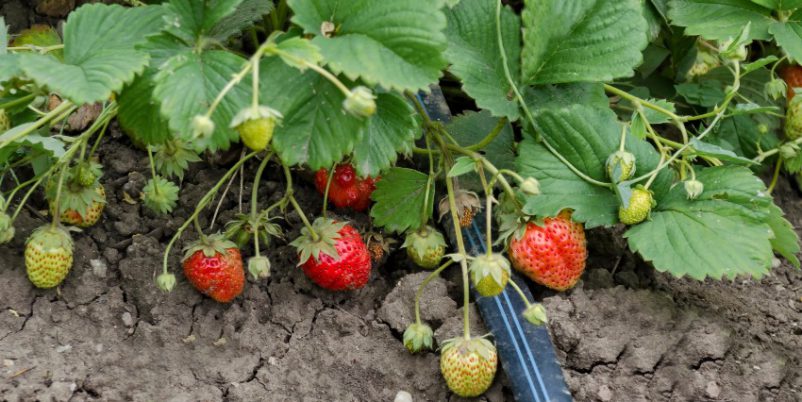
[418,89,572,402]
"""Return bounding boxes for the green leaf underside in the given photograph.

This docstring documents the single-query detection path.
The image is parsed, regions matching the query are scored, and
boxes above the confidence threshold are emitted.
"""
[289,0,449,92]
[767,203,801,268]
[689,138,758,165]
[516,94,671,228]
[260,57,364,170]
[448,156,477,178]
[446,110,516,192]
[0,125,66,161]
[668,0,773,41]
[18,4,166,104]
[444,0,521,120]
[117,69,172,146]
[750,0,802,10]
[154,49,251,152]
[521,0,648,84]
[352,93,418,177]
[625,166,781,280]
[370,167,434,234]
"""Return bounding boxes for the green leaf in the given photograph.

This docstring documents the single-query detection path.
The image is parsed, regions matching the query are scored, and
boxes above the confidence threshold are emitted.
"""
[0,54,21,83]
[521,0,648,84]
[444,0,521,120]
[446,110,516,192]
[769,21,802,63]
[689,138,758,165]
[117,70,172,146]
[675,81,727,107]
[163,0,269,44]
[742,55,779,74]
[208,0,273,41]
[667,0,773,41]
[750,0,802,10]
[707,115,780,159]
[625,166,776,280]
[260,57,364,169]
[767,203,800,268]
[17,4,166,104]
[154,50,251,151]
[352,93,418,177]
[448,157,477,178]
[289,0,448,92]
[0,17,7,54]
[370,167,435,234]
[517,104,672,228]
[524,83,610,111]
[273,37,323,71]
[0,125,66,161]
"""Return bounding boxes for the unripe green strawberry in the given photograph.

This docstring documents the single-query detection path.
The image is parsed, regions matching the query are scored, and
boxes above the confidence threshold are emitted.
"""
[684,179,704,200]
[606,150,636,183]
[0,109,10,132]
[686,46,720,80]
[75,164,96,187]
[25,225,73,288]
[785,99,802,140]
[156,272,176,292]
[0,212,14,244]
[248,255,271,280]
[469,253,511,297]
[523,303,548,326]
[619,187,655,225]
[440,338,498,398]
[403,322,433,353]
[230,105,282,151]
[402,226,446,269]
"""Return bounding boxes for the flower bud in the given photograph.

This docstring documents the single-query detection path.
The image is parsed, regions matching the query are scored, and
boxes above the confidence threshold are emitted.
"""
[191,115,215,140]
[248,256,271,280]
[683,179,704,200]
[343,86,376,118]
[519,177,540,196]
[0,213,14,244]
[523,303,548,326]
[780,142,799,160]
[156,273,177,292]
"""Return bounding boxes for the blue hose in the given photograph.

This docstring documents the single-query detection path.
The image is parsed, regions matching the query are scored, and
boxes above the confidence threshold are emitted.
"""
[417,89,572,402]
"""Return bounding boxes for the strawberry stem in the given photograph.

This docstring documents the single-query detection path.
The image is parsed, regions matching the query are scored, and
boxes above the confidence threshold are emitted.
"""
[443,161,472,341]
[507,278,534,309]
[477,165,494,257]
[161,152,257,277]
[50,166,67,229]
[251,153,272,256]
[413,260,454,324]
[321,162,336,217]
[767,158,783,195]
[146,146,160,196]
[280,161,319,241]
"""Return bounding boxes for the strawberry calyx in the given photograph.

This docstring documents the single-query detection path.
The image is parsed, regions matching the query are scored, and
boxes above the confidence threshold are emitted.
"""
[47,176,105,221]
[182,233,238,261]
[469,253,511,297]
[440,337,496,362]
[143,176,179,214]
[522,303,548,326]
[403,322,434,353]
[437,189,482,227]
[290,217,347,266]
[153,139,202,181]
[402,225,446,261]
[28,224,73,251]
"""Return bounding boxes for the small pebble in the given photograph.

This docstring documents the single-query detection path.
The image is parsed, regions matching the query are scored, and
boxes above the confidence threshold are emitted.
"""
[90,259,107,278]
[121,312,134,327]
[3,359,13,367]
[705,381,721,398]
[55,345,72,353]
[597,385,613,402]
[394,390,413,402]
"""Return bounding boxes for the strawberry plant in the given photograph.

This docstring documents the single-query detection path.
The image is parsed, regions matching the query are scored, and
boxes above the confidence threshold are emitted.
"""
[2,0,802,397]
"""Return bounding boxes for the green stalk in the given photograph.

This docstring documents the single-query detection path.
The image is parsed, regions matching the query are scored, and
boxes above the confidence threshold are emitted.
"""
[321,162,336,217]
[280,161,319,241]
[161,152,258,275]
[0,100,76,149]
[251,153,273,256]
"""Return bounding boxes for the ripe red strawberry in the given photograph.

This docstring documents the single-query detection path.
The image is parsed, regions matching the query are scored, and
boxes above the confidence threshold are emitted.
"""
[314,164,377,212]
[782,65,802,101]
[508,210,587,291]
[182,234,245,303]
[291,217,371,291]
[25,225,73,288]
[440,337,498,397]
